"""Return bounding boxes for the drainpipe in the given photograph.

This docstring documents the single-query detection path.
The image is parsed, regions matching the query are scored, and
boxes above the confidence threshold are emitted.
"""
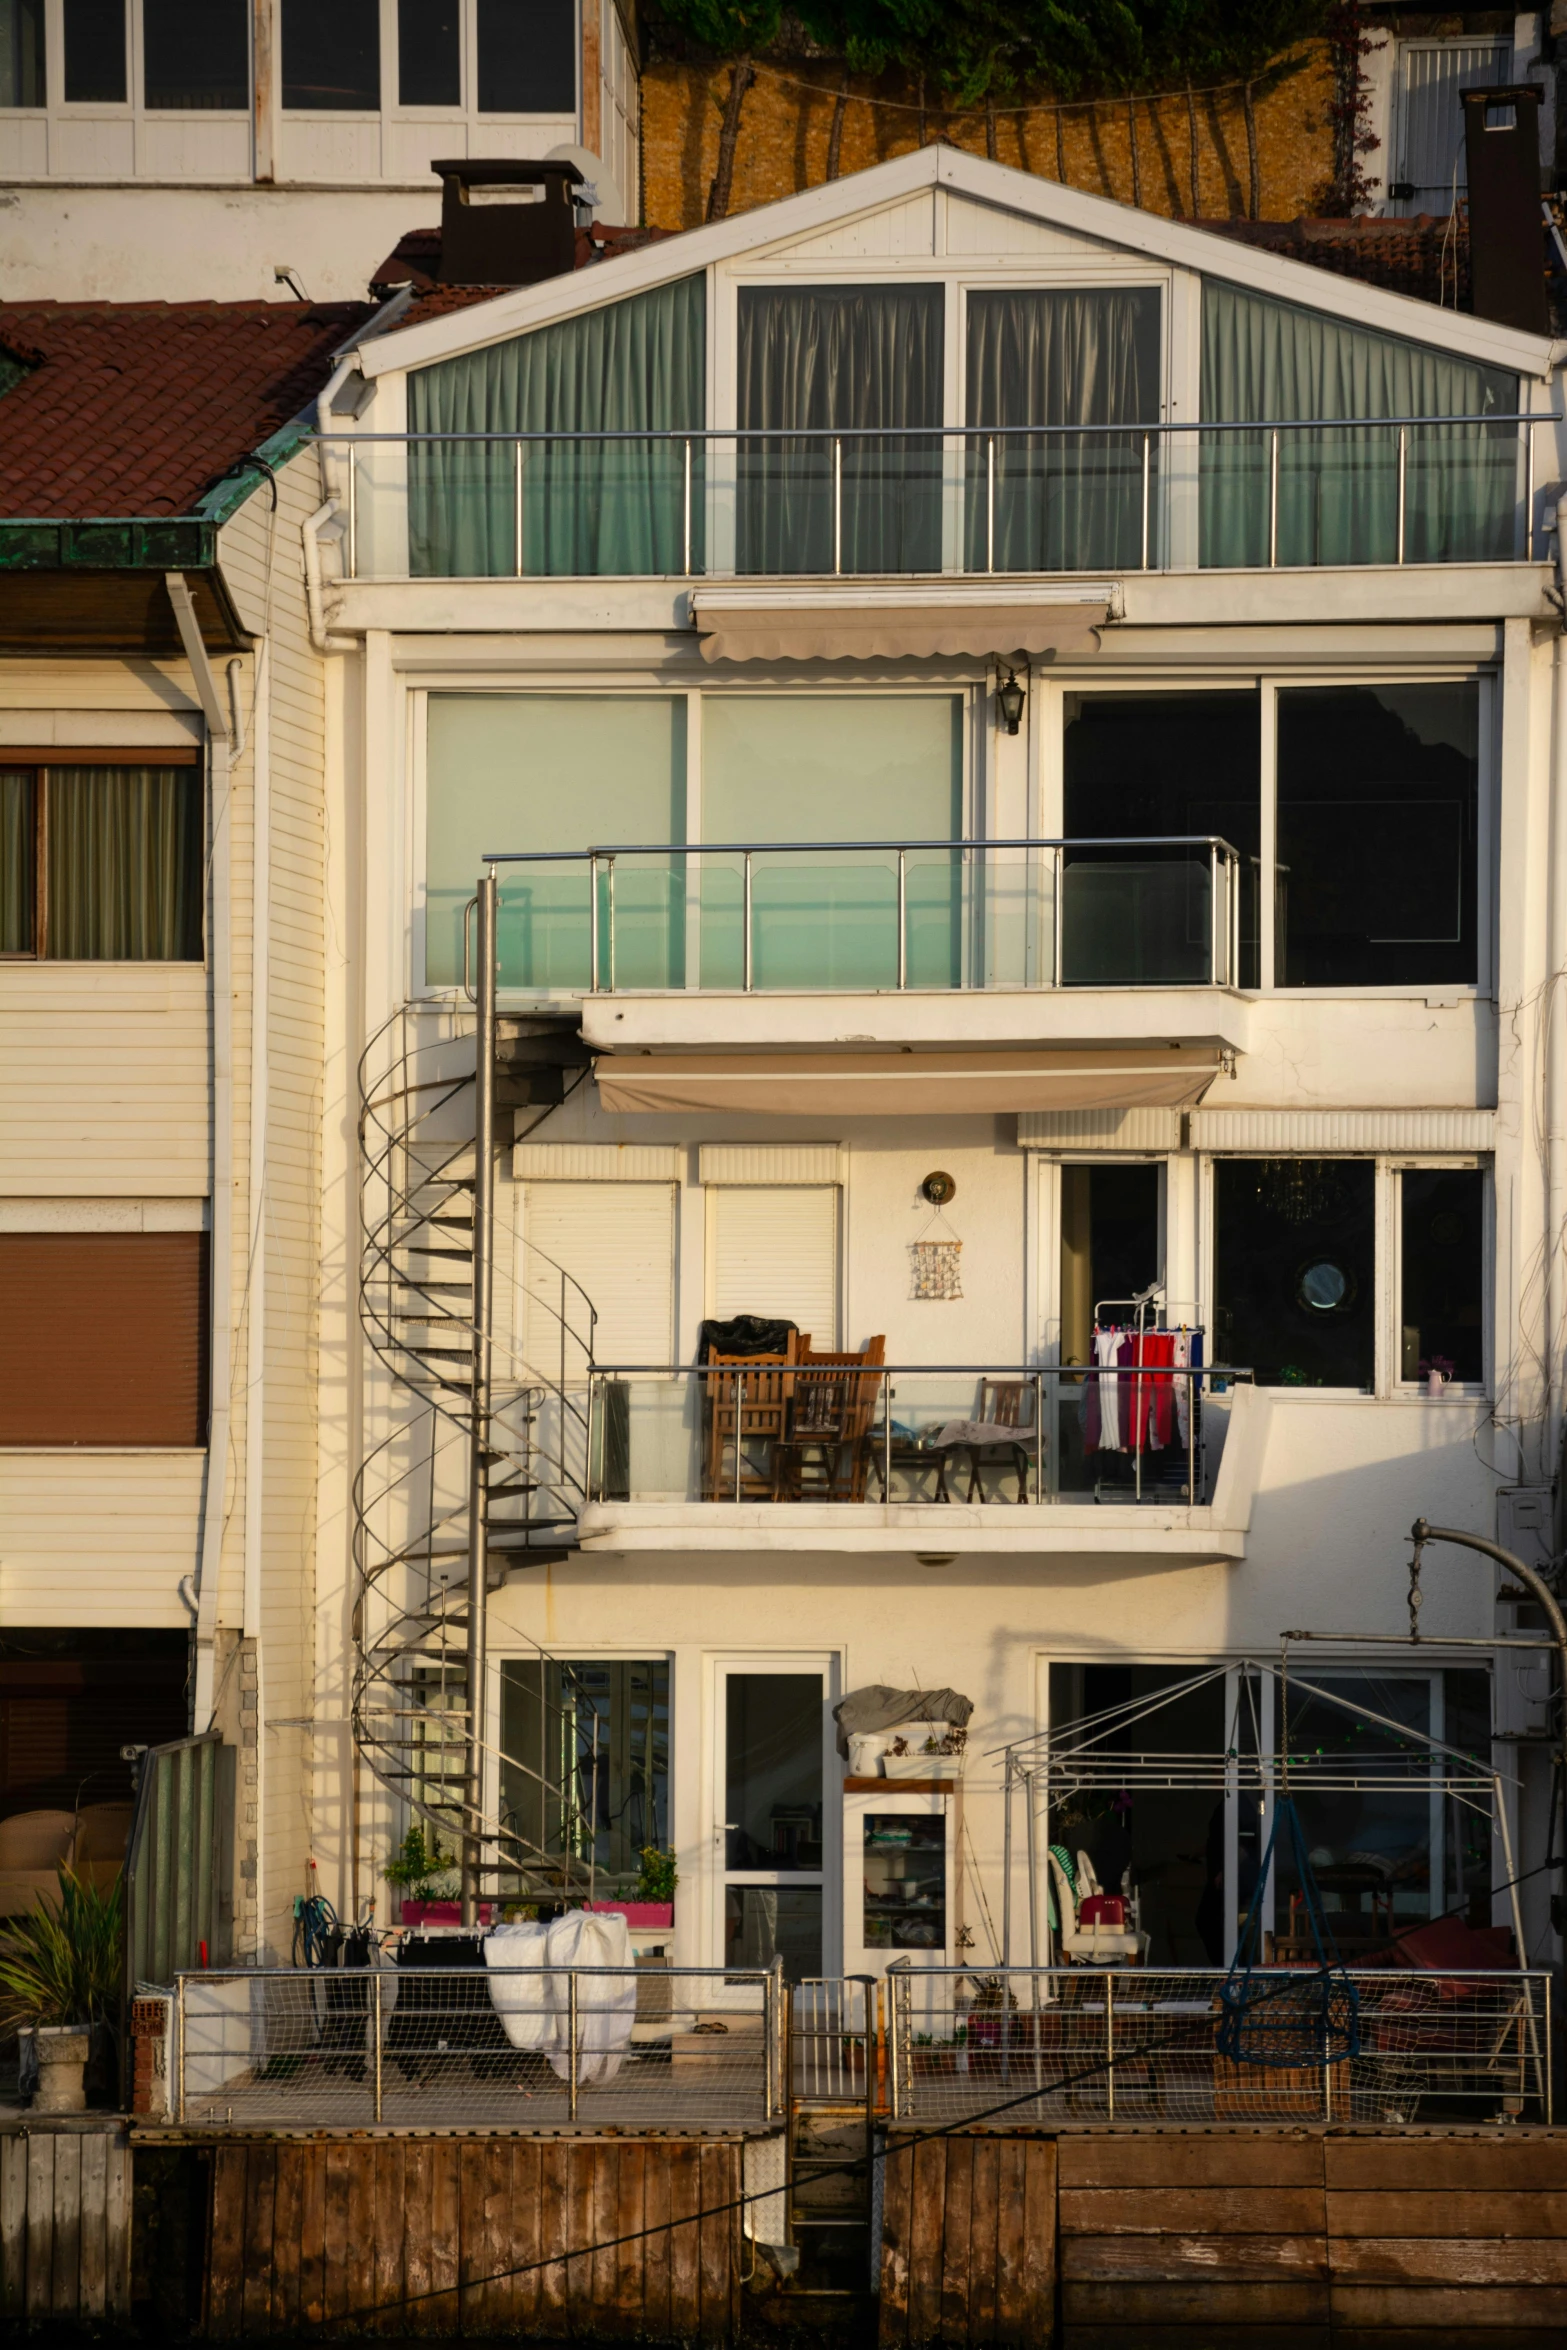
[302,501,355,655]
[166,574,233,1733]
[1550,630,1567,1480]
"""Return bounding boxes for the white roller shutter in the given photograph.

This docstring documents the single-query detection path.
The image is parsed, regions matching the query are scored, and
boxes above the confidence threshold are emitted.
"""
[708,1185,839,1345]
[520,1182,675,1375]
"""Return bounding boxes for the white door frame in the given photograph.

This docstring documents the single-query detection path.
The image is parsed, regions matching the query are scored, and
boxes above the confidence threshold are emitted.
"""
[702,1650,843,1991]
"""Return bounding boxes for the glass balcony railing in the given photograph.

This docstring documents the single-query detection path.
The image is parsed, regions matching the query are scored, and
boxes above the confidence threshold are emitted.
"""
[451,836,1252,995]
[584,1364,1252,1509]
[324,416,1540,581]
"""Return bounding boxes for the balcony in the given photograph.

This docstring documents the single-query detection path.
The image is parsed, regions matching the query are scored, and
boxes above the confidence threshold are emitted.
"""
[573,1364,1264,1559]
[328,415,1540,582]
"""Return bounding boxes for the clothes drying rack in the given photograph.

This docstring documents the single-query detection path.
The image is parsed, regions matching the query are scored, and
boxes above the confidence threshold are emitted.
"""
[1089,1284,1205,1504]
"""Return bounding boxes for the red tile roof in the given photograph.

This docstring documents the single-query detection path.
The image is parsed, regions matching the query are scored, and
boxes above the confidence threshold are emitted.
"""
[0,299,376,519]
[370,220,674,308]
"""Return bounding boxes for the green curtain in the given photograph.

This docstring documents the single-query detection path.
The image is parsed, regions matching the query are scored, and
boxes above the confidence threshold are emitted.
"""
[965,289,1162,572]
[1200,282,1518,568]
[0,770,33,952]
[736,285,944,575]
[46,767,202,960]
[407,275,706,578]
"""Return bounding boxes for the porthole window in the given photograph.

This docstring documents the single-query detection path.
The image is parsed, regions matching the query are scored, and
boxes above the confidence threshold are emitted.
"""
[1297,1258,1355,1315]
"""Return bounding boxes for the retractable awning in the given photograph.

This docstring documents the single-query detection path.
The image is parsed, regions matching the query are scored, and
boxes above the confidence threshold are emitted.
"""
[690,583,1115,664]
[593,1044,1222,1117]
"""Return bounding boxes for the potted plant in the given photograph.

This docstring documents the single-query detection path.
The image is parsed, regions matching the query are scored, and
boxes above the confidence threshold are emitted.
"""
[384,1822,474,1926]
[883,1728,966,1781]
[0,1866,123,2114]
[591,1845,677,1930]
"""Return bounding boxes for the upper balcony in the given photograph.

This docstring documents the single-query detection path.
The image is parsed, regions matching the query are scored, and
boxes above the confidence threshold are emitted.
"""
[329,415,1543,586]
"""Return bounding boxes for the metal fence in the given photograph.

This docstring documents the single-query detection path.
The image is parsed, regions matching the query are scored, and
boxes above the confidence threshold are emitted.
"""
[173,1963,784,2129]
[886,1966,1554,2127]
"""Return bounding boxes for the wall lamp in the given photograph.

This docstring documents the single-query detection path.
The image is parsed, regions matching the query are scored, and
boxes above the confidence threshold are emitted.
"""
[996,664,1027,736]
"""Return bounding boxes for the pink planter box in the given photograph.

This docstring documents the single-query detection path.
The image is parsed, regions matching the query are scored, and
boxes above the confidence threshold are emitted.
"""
[399,1900,496,1927]
[588,1901,674,1929]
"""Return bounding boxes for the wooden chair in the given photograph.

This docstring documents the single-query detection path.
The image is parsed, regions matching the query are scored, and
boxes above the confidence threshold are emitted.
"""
[703,1339,796,1500]
[951,1378,1037,1503]
[776,1338,886,1502]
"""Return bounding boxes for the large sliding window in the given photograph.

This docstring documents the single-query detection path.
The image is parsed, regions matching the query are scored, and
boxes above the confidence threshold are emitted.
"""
[736,284,944,576]
[407,276,706,578]
[499,1658,670,1894]
[424,694,687,988]
[966,288,1162,572]
[1201,282,1518,568]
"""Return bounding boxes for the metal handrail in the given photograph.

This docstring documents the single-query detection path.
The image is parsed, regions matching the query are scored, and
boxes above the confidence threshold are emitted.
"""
[319,415,1548,440]
[479,831,1243,865]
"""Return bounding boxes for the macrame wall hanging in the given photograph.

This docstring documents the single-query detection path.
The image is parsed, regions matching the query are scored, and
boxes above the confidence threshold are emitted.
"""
[910,1170,963,1300]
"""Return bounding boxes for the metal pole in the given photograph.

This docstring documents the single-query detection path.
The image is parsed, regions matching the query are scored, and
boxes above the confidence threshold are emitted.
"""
[735,1374,743,1503]
[1052,846,1064,988]
[514,439,524,579]
[1268,428,1279,568]
[1140,431,1151,570]
[1547,1972,1554,2126]
[176,1975,186,2124]
[833,437,842,576]
[373,1970,384,2123]
[883,1371,892,1504]
[1105,1971,1115,2120]
[683,436,693,577]
[1001,1762,1013,1969]
[1209,843,1219,985]
[1396,427,1407,566]
[887,1968,902,2118]
[742,852,753,992]
[987,436,995,575]
[588,852,600,993]
[347,448,358,581]
[568,1973,580,2122]
[1526,418,1535,563]
[606,855,617,994]
[897,848,907,990]
[461,870,498,1929]
[1025,1770,1040,1977]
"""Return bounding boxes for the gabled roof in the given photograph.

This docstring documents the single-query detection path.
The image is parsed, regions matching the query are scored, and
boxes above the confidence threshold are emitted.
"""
[0,298,376,520]
[363,143,1558,383]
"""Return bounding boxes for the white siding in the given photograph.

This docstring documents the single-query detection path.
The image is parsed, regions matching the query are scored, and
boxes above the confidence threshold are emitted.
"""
[521,1181,676,1373]
[0,1453,204,1626]
[0,965,210,1196]
[707,1186,839,1345]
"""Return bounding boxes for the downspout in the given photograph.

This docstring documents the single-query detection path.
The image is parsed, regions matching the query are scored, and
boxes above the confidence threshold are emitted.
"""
[241,638,268,1955]
[1551,628,1567,1483]
[166,574,233,1733]
[302,501,355,655]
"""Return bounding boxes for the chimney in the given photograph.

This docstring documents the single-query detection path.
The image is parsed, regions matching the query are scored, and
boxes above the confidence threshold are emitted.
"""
[433,158,585,288]
[1461,85,1548,334]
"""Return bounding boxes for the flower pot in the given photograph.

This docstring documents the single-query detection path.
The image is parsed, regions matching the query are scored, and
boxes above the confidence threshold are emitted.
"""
[883,1753,960,1781]
[400,1899,496,1927]
[31,2025,90,2115]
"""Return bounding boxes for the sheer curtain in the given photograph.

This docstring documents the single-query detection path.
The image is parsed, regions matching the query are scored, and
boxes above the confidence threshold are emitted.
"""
[1,770,33,952]
[46,768,202,960]
[1200,282,1518,567]
[407,275,706,578]
[965,289,1163,572]
[737,285,944,575]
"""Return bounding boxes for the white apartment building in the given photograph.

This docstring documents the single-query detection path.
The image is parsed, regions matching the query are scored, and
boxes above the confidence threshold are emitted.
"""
[2,143,1565,1986]
[0,0,639,300]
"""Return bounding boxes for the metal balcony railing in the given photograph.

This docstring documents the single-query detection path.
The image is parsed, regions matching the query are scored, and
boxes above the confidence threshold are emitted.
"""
[322,414,1546,581]
[452,835,1250,995]
[584,1363,1253,1509]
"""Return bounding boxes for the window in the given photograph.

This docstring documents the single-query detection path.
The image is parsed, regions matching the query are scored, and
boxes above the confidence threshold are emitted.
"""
[1276,683,1479,988]
[1058,1162,1163,1492]
[1062,690,1260,986]
[519,1180,675,1374]
[702,695,963,989]
[399,0,460,105]
[0,1633,191,1819]
[64,0,125,103]
[708,1186,839,1346]
[423,695,686,988]
[1,761,203,961]
[966,288,1162,572]
[479,0,574,112]
[1401,1167,1484,1384]
[282,0,379,109]
[0,0,44,104]
[1213,1159,1376,1389]
[0,1234,209,1445]
[736,284,944,575]
[143,0,248,108]
[499,1657,669,1890]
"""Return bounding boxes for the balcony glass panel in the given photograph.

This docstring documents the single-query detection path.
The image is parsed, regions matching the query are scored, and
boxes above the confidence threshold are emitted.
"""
[1060,848,1216,987]
[736,285,943,575]
[1199,281,1518,567]
[964,288,1161,572]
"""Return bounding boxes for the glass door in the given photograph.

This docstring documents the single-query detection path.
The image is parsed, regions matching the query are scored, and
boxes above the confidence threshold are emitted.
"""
[716,1667,831,1983]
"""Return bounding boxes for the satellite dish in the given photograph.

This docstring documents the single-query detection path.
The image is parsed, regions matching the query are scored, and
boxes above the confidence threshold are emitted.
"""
[544,144,625,226]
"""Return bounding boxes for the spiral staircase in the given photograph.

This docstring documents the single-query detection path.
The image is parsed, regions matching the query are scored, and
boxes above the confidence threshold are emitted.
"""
[352,1003,604,1901]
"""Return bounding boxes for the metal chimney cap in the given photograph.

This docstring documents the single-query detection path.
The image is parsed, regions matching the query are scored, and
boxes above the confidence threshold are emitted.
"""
[431,157,586,187]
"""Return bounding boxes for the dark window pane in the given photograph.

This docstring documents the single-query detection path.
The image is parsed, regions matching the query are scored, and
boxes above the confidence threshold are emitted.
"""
[1401,1167,1484,1383]
[1214,1158,1375,1389]
[45,767,203,960]
[725,1672,822,1873]
[479,0,575,111]
[282,0,379,109]
[0,0,45,106]
[724,1884,821,1981]
[1276,682,1479,987]
[144,0,248,108]
[1063,690,1260,986]
[1,771,34,952]
[399,0,460,105]
[499,1658,668,1885]
[64,0,125,103]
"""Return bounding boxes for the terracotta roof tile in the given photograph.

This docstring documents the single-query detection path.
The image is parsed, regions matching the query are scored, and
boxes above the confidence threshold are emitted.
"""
[0,298,377,519]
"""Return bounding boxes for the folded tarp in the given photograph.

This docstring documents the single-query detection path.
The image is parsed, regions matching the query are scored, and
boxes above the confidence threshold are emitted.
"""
[483,1909,637,2083]
[832,1684,973,1759]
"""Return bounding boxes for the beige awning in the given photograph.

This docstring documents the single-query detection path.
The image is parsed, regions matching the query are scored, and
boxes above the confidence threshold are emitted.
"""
[594,1046,1221,1117]
[694,600,1108,664]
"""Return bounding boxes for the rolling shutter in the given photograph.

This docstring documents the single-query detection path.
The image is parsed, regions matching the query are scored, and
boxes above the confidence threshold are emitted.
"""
[520,1182,675,1375]
[0,1233,209,1445]
[708,1185,839,1345]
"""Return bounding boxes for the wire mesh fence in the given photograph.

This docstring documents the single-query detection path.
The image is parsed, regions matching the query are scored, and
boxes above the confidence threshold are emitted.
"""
[886,1966,1553,2127]
[173,1964,784,2129]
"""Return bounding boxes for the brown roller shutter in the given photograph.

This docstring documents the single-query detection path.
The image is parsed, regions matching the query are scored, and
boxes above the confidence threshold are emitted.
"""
[0,1233,209,1445]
